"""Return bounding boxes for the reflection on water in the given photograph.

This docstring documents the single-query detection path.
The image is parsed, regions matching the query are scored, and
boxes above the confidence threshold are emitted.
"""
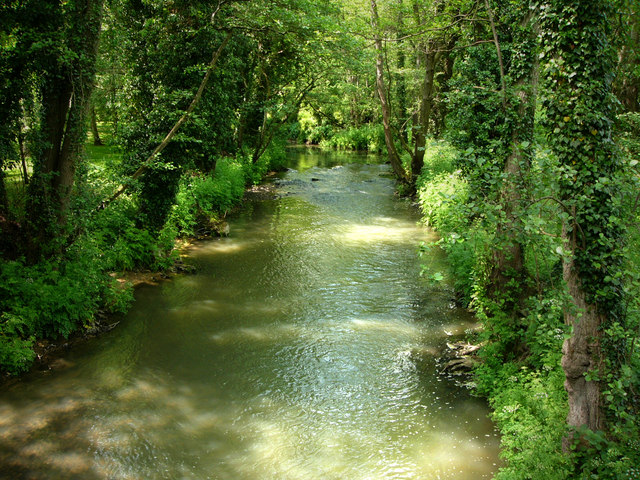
[0,148,499,479]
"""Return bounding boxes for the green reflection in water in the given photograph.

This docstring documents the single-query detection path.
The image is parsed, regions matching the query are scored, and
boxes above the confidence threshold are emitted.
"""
[0,148,499,479]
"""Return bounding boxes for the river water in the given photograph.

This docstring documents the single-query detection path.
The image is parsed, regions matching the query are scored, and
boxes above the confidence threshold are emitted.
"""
[0,149,499,479]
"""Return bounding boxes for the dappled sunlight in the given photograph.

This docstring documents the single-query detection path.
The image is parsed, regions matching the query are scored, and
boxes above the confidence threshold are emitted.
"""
[169,298,219,315]
[413,432,500,478]
[188,238,257,256]
[169,297,288,318]
[213,394,499,480]
[349,317,421,336]
[336,222,425,246]
[210,323,303,344]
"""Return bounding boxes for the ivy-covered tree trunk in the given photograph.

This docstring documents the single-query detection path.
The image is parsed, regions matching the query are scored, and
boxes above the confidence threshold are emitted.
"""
[488,3,537,301]
[539,0,623,447]
[370,0,406,182]
[432,46,455,137]
[395,1,409,143]
[26,0,104,259]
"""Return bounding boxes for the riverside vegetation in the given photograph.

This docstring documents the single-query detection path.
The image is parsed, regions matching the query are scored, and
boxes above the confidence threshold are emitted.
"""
[1,0,640,478]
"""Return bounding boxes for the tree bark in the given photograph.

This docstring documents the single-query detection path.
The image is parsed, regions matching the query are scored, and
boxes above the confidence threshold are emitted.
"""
[17,119,29,186]
[539,0,621,449]
[619,11,639,112]
[395,0,408,143]
[0,170,7,217]
[370,0,406,182]
[561,225,605,449]
[487,4,537,304]
[432,49,455,136]
[411,43,439,184]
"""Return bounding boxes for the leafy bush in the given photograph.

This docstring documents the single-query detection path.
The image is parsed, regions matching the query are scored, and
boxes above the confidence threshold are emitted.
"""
[616,112,640,161]
[421,139,459,178]
[416,151,488,302]
[320,124,385,152]
[0,243,134,375]
[170,157,246,236]
[260,135,289,172]
[418,170,468,232]
[0,313,35,375]
[487,367,573,480]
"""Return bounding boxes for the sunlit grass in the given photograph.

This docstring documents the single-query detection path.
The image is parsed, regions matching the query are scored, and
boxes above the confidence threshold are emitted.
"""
[85,144,123,171]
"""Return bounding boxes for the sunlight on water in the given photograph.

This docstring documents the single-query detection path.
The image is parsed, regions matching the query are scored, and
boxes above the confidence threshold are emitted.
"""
[337,222,426,245]
[0,148,499,479]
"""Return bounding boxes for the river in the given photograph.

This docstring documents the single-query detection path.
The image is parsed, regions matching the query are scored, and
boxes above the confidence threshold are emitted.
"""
[0,148,500,479]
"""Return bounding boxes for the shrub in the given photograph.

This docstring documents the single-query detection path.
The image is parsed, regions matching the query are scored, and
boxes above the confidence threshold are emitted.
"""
[0,243,134,375]
[0,313,36,375]
[320,124,385,152]
[170,157,247,236]
[487,367,573,480]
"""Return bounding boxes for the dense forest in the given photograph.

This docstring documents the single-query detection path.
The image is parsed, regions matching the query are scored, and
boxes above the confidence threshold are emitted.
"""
[1,0,639,477]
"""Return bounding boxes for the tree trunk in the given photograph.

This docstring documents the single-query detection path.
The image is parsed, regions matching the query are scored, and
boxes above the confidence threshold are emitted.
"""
[0,170,7,217]
[110,84,119,138]
[561,224,605,449]
[619,13,639,112]
[486,3,537,305]
[91,106,104,145]
[395,0,408,143]
[432,42,456,137]
[539,0,622,449]
[489,87,535,299]
[411,43,438,184]
[370,0,406,182]
[26,0,104,259]
[348,75,362,128]
[17,119,29,186]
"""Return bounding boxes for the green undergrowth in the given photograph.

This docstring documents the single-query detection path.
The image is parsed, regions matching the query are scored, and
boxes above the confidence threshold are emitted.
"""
[0,241,135,376]
[170,157,248,237]
[294,111,386,152]
[415,137,640,478]
[318,124,385,152]
[416,139,480,302]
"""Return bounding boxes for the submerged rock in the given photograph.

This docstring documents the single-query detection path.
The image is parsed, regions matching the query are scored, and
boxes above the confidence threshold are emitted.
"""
[438,341,483,377]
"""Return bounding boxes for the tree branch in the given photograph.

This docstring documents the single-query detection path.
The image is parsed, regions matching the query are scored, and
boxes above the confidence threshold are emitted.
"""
[484,0,507,111]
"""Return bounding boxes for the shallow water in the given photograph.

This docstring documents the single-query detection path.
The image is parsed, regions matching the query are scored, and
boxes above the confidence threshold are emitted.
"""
[0,148,500,479]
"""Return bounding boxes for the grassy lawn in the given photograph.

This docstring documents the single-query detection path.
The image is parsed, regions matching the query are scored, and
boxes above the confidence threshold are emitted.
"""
[85,143,123,169]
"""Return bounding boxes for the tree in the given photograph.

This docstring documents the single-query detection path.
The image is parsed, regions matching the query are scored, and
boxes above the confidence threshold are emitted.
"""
[614,0,640,112]
[539,0,625,447]
[0,0,104,260]
[445,0,537,362]
[367,0,468,187]
[370,0,407,181]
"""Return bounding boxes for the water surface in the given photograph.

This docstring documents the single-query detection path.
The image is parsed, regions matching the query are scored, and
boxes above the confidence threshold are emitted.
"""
[0,148,499,479]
